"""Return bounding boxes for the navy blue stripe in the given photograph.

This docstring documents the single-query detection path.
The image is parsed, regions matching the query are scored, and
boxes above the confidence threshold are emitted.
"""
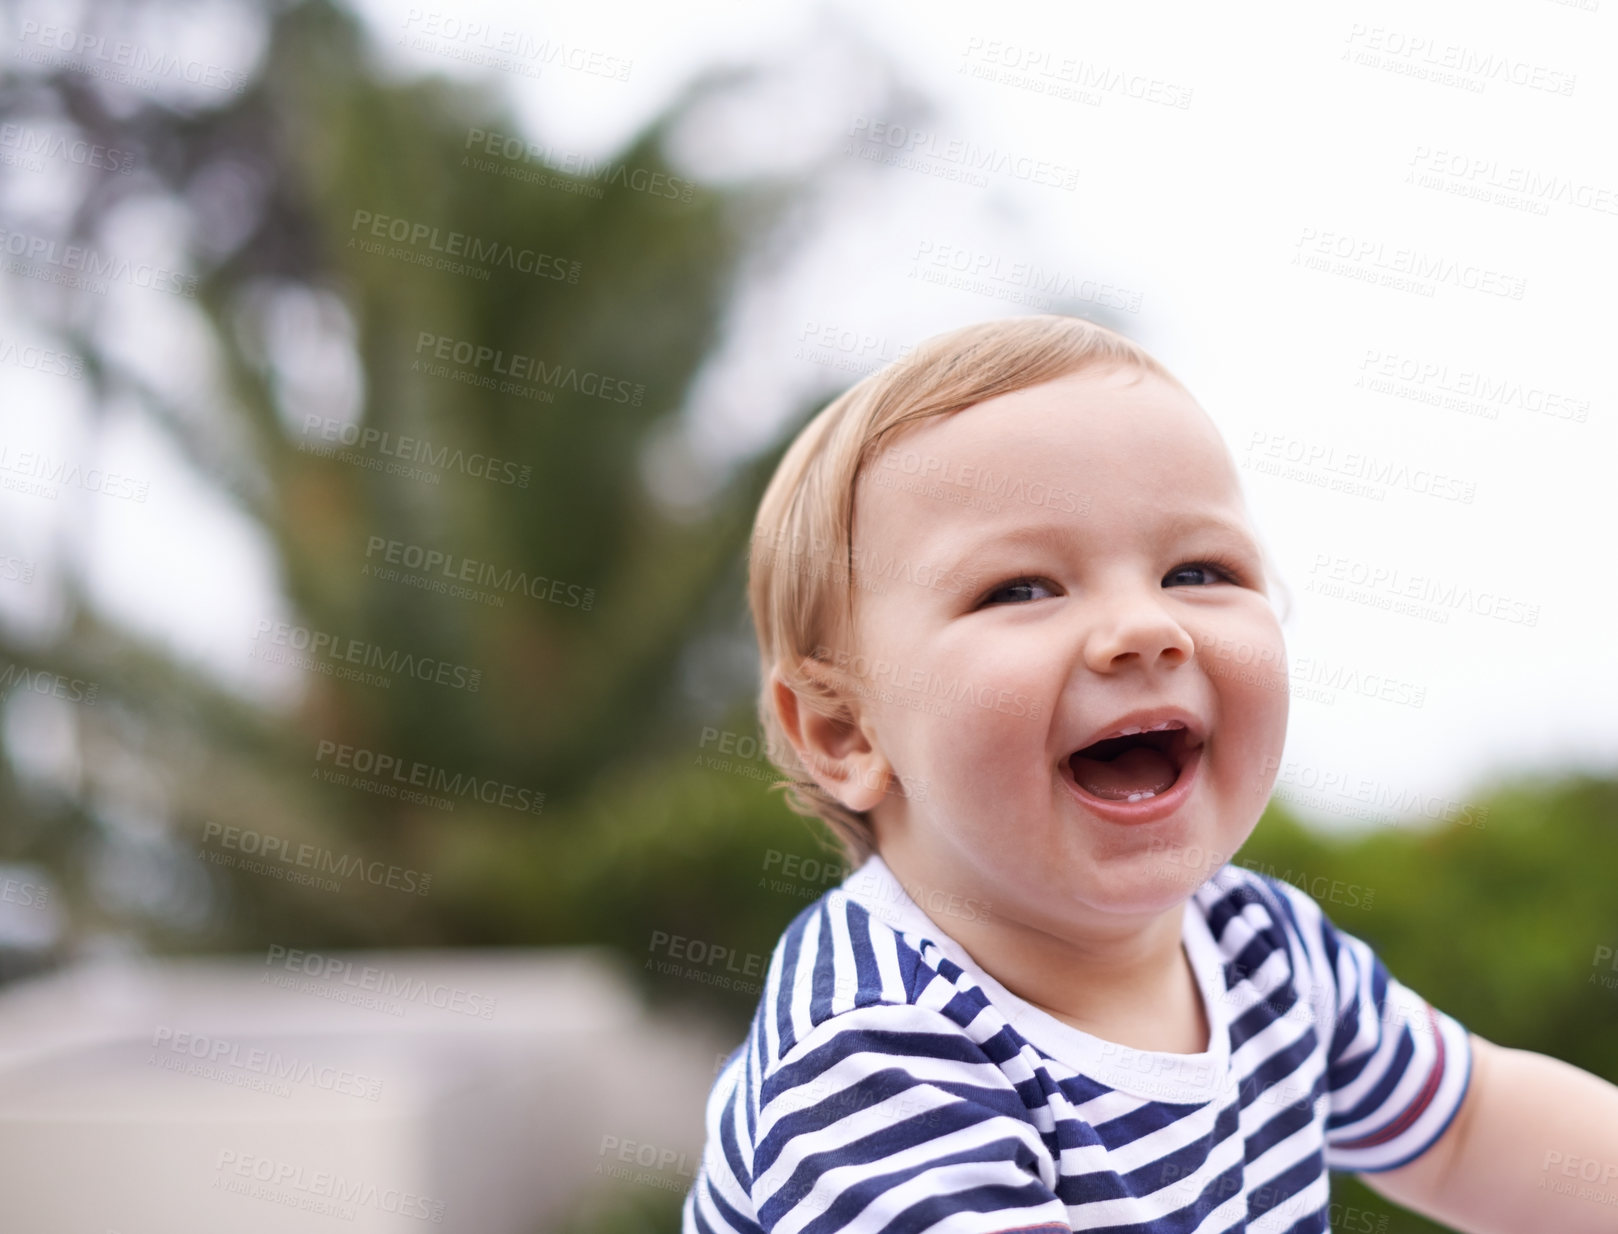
[1237,1030,1319,1118]
[809,903,838,1025]
[718,1066,752,1192]
[695,1169,760,1234]
[1244,1075,1321,1161]
[1227,977,1300,1052]
[1248,1146,1324,1221]
[1093,1098,1202,1151]
[774,913,808,1055]
[767,1110,1037,1232]
[766,1024,1001,1100]
[1328,1026,1416,1131]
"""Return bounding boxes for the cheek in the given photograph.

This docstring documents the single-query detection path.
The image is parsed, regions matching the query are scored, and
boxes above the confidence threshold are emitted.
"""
[882,680,1052,811]
[1200,613,1289,780]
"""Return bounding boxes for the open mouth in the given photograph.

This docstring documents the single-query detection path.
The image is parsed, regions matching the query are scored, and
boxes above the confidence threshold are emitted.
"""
[1066,723,1201,804]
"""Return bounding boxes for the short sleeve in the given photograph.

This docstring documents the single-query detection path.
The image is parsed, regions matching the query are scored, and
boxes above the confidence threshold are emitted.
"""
[752,1003,1071,1234]
[1294,892,1473,1173]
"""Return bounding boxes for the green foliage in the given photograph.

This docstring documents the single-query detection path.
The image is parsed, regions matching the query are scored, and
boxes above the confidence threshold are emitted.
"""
[0,0,815,952]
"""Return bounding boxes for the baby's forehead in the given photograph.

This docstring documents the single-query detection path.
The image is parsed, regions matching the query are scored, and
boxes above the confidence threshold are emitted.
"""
[852,388,1249,553]
[865,381,1236,495]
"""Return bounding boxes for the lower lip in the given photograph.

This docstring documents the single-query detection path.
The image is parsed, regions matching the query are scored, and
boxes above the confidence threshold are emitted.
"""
[1060,744,1204,825]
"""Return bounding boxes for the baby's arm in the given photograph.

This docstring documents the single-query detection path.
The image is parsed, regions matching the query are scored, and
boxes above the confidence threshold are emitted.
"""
[1362,1032,1618,1233]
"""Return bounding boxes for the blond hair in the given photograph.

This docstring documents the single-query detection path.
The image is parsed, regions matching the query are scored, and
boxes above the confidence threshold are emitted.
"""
[747,314,1287,869]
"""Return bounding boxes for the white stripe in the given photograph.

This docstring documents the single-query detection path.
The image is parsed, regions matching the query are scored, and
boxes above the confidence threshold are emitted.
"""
[1249,1171,1330,1233]
[1329,975,1429,1127]
[692,1173,746,1234]
[788,911,821,1048]
[762,933,786,1078]
[1059,1095,1230,1178]
[766,1100,1056,1234]
[1064,1117,1246,1228]
[869,911,906,1003]
[755,1045,1008,1145]
[829,902,858,1016]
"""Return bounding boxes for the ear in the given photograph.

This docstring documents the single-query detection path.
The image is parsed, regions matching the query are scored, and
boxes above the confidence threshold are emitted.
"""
[769,662,892,813]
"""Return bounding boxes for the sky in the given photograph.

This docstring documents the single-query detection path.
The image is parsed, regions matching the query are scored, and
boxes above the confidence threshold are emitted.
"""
[1,0,1614,836]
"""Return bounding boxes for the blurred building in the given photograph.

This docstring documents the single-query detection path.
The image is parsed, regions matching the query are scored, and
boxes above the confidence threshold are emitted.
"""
[0,947,729,1232]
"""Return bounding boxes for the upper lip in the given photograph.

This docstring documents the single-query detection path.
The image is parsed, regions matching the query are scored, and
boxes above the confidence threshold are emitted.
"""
[1067,706,1208,758]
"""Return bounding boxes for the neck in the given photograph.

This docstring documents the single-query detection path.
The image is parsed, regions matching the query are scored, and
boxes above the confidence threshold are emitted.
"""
[869,848,1205,1052]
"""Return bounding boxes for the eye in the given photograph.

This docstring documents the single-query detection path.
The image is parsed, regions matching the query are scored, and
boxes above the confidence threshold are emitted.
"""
[978,576,1057,606]
[1164,558,1243,588]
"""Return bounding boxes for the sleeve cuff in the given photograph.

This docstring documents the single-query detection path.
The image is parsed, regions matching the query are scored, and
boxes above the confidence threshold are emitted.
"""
[1327,1001,1473,1173]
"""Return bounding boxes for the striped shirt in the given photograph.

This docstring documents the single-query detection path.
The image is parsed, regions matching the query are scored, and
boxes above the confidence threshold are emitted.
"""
[683,854,1472,1234]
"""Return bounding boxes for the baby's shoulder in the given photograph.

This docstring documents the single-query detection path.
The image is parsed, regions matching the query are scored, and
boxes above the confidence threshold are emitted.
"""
[1196,862,1350,978]
[752,887,983,1065]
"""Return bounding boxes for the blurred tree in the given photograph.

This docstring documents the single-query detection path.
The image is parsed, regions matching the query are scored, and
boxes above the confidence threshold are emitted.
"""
[0,0,849,955]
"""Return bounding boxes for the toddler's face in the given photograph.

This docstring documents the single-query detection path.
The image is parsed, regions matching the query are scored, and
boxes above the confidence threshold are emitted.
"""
[830,364,1288,925]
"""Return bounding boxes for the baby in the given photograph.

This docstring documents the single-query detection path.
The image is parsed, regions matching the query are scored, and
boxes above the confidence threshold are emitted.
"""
[683,315,1618,1233]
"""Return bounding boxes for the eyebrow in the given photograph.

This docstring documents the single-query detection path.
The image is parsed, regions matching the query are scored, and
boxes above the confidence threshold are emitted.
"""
[934,510,1257,579]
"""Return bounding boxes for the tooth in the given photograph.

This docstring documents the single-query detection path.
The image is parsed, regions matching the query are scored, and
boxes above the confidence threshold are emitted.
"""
[1126,790,1158,802]
[1118,726,1142,736]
